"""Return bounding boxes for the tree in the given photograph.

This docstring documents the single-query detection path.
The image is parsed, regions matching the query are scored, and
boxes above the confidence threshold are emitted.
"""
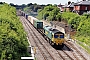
[43,12,49,20]
[56,13,61,21]
[37,5,61,21]
[0,3,29,60]
[27,3,33,7]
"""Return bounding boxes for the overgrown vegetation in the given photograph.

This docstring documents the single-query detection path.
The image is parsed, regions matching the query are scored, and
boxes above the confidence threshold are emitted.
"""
[23,3,45,16]
[10,3,46,17]
[61,12,90,53]
[0,3,29,60]
[37,4,61,21]
[24,3,45,12]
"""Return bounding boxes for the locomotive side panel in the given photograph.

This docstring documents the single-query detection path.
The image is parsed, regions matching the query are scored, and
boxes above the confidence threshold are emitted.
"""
[44,26,52,40]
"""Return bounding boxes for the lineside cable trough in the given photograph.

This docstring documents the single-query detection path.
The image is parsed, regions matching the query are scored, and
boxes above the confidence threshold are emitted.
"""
[21,37,35,60]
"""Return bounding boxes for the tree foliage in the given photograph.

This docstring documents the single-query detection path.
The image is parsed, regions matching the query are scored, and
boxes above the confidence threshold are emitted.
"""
[61,12,90,47]
[37,5,61,21]
[61,12,79,22]
[23,3,45,12]
[76,18,90,46]
[0,3,29,60]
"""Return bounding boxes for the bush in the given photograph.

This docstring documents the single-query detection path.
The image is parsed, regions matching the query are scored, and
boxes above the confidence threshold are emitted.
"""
[0,3,29,60]
[37,5,61,21]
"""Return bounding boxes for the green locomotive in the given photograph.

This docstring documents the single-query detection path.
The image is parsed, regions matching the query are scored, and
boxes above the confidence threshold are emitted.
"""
[44,26,65,46]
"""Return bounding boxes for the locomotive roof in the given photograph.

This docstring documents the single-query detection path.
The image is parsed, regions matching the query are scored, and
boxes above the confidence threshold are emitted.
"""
[44,26,64,34]
[51,28,64,34]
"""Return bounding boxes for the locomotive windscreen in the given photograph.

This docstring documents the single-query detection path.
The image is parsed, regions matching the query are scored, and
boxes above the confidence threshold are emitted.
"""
[54,34,58,38]
[54,34,64,38]
[60,34,64,38]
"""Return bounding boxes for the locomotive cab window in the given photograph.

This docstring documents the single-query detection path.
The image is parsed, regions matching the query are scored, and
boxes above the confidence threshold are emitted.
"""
[54,34,58,38]
[60,34,64,38]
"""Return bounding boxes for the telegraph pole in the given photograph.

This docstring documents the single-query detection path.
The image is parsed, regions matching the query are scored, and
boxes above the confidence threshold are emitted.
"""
[68,24,71,39]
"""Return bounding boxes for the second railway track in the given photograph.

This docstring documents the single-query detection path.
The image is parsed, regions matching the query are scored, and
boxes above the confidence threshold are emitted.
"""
[65,41,88,60]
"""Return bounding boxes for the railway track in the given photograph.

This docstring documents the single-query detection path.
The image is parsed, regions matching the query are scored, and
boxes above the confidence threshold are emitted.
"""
[57,46,74,60]
[65,41,87,60]
[42,20,89,60]
[19,16,61,60]
[26,20,55,60]
[26,19,81,60]
[20,16,44,60]
[19,16,89,60]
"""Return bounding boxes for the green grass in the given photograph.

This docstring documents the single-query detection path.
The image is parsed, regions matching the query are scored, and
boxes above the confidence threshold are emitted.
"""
[75,36,90,54]
[34,57,37,60]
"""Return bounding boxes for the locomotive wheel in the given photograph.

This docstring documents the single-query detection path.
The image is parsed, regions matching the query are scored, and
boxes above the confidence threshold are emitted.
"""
[49,40,54,45]
[46,37,49,42]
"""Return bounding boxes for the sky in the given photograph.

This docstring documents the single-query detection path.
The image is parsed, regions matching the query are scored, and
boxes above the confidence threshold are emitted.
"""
[0,0,81,5]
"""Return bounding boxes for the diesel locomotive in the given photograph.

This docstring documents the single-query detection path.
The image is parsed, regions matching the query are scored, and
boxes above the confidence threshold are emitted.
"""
[44,26,64,46]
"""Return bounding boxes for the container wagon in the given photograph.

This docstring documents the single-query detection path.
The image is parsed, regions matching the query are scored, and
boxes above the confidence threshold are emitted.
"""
[28,16,43,29]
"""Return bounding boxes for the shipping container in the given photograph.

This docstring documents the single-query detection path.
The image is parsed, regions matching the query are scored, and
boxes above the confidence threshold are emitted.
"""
[33,20,43,29]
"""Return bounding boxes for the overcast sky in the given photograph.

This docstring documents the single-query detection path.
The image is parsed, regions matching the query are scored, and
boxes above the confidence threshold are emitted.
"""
[0,0,81,5]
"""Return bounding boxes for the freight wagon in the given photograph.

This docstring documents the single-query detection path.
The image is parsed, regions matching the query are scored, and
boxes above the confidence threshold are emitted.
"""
[28,16,43,29]
[33,20,43,29]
